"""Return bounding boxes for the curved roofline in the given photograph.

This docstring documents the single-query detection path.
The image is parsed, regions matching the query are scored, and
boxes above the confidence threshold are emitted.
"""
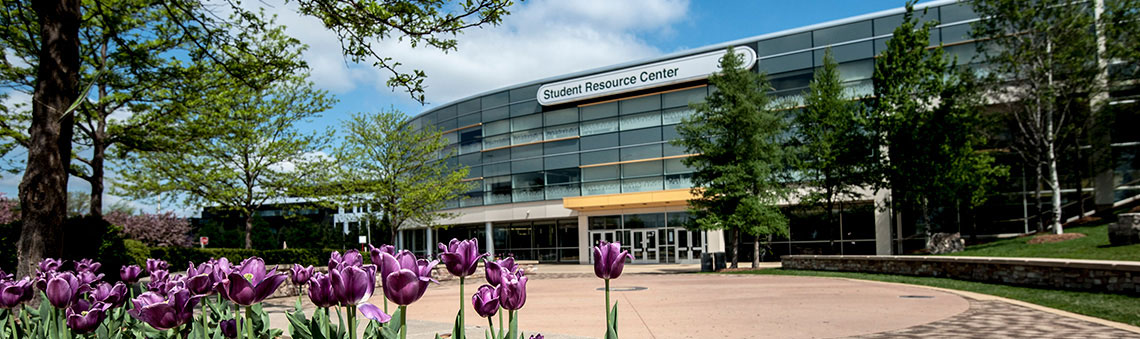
[409,0,959,120]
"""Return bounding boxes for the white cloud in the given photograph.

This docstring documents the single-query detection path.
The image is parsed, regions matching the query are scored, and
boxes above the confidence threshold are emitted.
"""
[256,0,691,105]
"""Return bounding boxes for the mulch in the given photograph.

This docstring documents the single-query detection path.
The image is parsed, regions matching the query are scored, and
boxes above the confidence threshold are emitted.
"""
[1027,233,1086,244]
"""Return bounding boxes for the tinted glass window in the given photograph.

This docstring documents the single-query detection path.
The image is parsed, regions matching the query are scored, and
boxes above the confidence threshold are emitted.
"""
[664,157,692,174]
[760,51,813,73]
[460,128,482,143]
[580,102,617,121]
[814,21,872,46]
[484,162,510,177]
[622,160,662,178]
[510,101,541,117]
[581,133,619,151]
[512,144,542,159]
[583,165,619,181]
[458,98,481,114]
[813,41,873,64]
[484,119,509,136]
[662,87,706,108]
[509,84,541,103]
[580,118,618,136]
[544,107,578,125]
[545,124,578,140]
[546,168,580,184]
[482,91,509,108]
[482,148,509,164]
[512,158,542,173]
[621,144,661,161]
[511,114,542,132]
[622,177,663,193]
[620,127,661,146]
[544,154,578,170]
[583,180,620,195]
[620,111,660,131]
[512,172,544,188]
[580,149,619,166]
[436,105,458,120]
[619,95,660,114]
[457,112,481,127]
[483,106,509,122]
[940,3,977,23]
[544,138,578,155]
[757,32,811,56]
[624,213,665,228]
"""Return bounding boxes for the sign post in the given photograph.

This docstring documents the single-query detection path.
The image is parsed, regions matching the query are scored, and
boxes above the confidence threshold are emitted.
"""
[358,235,367,251]
[200,236,209,248]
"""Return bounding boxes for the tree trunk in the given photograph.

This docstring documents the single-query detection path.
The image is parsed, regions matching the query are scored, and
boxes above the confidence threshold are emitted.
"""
[17,0,81,279]
[1034,164,1045,233]
[1047,139,1064,234]
[88,136,105,217]
[244,213,254,249]
[730,228,740,269]
[752,234,760,269]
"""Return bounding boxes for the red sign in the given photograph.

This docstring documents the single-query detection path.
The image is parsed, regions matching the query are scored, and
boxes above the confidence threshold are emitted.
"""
[200,237,209,245]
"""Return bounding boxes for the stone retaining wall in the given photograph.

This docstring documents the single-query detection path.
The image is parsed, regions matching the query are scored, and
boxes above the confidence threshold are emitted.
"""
[781,255,1140,295]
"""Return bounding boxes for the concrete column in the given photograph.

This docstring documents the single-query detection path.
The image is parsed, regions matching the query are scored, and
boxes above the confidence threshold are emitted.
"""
[397,230,405,250]
[578,214,590,264]
[425,227,434,257]
[485,222,495,258]
[874,189,893,255]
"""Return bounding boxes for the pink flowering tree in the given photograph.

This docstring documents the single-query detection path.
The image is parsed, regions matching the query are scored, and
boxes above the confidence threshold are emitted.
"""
[104,211,192,247]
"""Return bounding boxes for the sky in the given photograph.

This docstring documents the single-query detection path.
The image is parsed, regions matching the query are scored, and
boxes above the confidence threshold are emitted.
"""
[0,0,933,216]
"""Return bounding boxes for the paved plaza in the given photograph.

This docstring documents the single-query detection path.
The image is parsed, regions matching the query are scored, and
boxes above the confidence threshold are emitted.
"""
[264,264,1140,338]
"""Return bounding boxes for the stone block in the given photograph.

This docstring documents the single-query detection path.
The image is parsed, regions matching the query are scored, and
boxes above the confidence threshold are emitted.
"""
[926,232,965,254]
[1108,213,1140,245]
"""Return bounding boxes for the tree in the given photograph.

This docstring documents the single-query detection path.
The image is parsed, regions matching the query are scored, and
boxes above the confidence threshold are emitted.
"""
[329,110,470,247]
[677,47,791,269]
[792,48,874,253]
[115,72,334,249]
[2,0,511,280]
[872,3,1005,244]
[972,0,1101,234]
[104,210,191,247]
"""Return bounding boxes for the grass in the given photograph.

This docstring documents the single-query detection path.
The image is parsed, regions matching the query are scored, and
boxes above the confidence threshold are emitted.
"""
[723,268,1140,327]
[949,222,1140,261]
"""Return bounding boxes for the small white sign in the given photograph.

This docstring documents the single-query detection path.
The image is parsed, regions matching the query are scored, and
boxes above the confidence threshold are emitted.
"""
[358,235,367,244]
[537,47,757,106]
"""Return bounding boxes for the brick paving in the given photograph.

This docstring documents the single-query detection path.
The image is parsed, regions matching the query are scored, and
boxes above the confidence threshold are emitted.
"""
[850,297,1140,338]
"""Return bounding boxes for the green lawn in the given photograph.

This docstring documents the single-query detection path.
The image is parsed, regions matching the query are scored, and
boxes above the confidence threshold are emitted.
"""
[949,223,1140,261]
[724,269,1140,327]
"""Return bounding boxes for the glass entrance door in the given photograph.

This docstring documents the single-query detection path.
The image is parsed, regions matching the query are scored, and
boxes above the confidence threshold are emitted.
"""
[631,229,658,263]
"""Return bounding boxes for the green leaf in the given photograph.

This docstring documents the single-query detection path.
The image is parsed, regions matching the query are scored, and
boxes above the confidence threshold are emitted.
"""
[508,312,518,339]
[605,302,619,339]
[287,309,313,339]
[451,308,464,339]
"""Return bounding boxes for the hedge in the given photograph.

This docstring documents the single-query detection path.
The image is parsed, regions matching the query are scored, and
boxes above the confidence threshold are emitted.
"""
[128,245,346,271]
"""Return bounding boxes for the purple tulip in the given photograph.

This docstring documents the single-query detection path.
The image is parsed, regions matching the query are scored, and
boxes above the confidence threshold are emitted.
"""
[120,265,142,283]
[77,271,104,286]
[128,287,201,330]
[186,262,216,295]
[307,272,337,308]
[147,270,171,292]
[38,258,63,273]
[472,284,499,318]
[358,303,392,323]
[378,250,438,306]
[46,272,84,309]
[216,257,287,306]
[291,264,314,286]
[330,264,376,306]
[438,238,486,278]
[211,258,234,284]
[91,281,129,308]
[593,241,632,280]
[368,244,396,266]
[75,259,101,274]
[0,268,13,281]
[66,299,111,334]
[496,270,527,311]
[220,319,238,338]
[146,258,169,274]
[485,257,519,286]
[0,277,34,308]
[529,335,543,339]
[330,250,364,270]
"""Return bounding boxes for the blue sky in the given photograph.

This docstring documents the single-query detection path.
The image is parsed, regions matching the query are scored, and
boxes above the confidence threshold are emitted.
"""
[0,0,932,215]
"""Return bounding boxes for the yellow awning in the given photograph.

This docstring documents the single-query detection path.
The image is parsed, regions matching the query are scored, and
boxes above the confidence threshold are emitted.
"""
[562,188,697,211]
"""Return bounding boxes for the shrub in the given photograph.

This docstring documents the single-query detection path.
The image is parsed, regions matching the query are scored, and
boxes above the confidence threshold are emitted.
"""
[61,216,132,282]
[106,210,192,247]
[124,239,151,267]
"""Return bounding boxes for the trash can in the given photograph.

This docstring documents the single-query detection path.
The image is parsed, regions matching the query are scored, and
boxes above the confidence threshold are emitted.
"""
[701,252,728,272]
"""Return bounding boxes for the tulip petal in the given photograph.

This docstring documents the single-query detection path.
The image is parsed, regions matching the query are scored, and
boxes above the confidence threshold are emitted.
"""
[225,272,257,305]
[358,303,392,323]
[384,269,426,306]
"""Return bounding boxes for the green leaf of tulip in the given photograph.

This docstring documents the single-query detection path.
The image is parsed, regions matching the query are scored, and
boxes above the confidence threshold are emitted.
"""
[287,309,313,339]
[509,313,518,339]
[452,309,464,339]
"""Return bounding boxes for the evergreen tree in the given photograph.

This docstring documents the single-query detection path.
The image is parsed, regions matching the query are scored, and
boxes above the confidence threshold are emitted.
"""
[677,47,790,268]
[872,3,1005,246]
[793,48,874,253]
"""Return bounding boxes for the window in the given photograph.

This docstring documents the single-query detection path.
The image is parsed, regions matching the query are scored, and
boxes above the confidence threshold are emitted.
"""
[460,128,482,143]
[436,105,458,121]
[544,138,578,155]
[624,213,664,228]
[664,157,692,174]
[940,3,977,23]
[545,124,578,140]
[620,144,661,161]
[837,59,874,82]
[583,180,620,196]
[621,177,663,193]
[619,95,660,114]
[580,102,617,121]
[509,85,541,103]
[482,91,509,108]
[757,32,811,56]
[665,173,692,190]
[813,41,872,64]
[583,165,619,181]
[581,118,619,136]
[484,176,511,194]
[580,149,619,166]
[511,158,542,173]
[483,148,509,164]
[512,172,544,188]
[661,107,694,125]
[622,160,662,178]
[662,87,706,108]
[457,113,481,128]
[544,154,578,169]
[511,129,542,145]
[941,23,972,44]
[484,119,509,136]
[588,216,621,230]
[458,98,481,115]
[482,106,509,122]
[483,134,510,149]
[458,153,481,167]
[662,124,681,141]
[620,127,661,145]
[760,51,813,73]
[513,188,544,202]
[512,144,542,159]
[484,162,510,177]
[581,132,619,151]
[620,111,661,130]
[510,101,541,117]
[814,21,872,46]
[511,114,542,131]
[545,184,580,200]
[438,118,458,132]
[546,168,580,184]
[544,107,578,125]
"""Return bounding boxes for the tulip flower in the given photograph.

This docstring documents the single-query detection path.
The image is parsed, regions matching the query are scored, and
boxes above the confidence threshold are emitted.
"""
[496,270,527,311]
[368,244,396,265]
[329,250,364,270]
[529,335,544,339]
[75,259,101,274]
[439,238,486,278]
[46,272,84,309]
[291,264,314,286]
[307,272,337,308]
[485,257,519,286]
[0,277,33,308]
[77,271,104,286]
[472,284,499,318]
[128,287,201,330]
[38,258,63,273]
[147,269,171,293]
[220,319,238,338]
[358,303,392,322]
[331,264,376,306]
[120,265,142,283]
[91,281,129,308]
[216,257,287,306]
[378,250,438,306]
[146,258,169,274]
[593,241,632,280]
[0,268,12,281]
[66,299,111,334]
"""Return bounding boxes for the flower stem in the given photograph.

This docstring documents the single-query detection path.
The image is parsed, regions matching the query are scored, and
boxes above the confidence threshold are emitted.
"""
[458,276,465,339]
[244,306,254,339]
[399,306,407,339]
[497,309,503,339]
[347,305,357,339]
[8,310,16,338]
[508,310,515,339]
[233,305,242,339]
[605,279,610,328]
[322,307,331,338]
[486,317,494,339]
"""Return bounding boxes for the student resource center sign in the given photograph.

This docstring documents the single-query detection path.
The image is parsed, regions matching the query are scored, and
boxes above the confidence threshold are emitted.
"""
[537,47,757,106]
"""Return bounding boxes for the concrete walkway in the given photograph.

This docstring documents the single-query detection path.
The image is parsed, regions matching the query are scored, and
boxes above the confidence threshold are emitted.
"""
[263,264,1139,338]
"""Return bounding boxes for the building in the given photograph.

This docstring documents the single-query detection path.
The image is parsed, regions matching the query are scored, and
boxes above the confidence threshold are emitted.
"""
[386,0,1139,263]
